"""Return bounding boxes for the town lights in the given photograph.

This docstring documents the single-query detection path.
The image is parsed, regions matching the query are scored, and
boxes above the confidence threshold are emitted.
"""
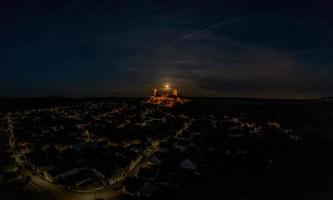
[164,84,170,90]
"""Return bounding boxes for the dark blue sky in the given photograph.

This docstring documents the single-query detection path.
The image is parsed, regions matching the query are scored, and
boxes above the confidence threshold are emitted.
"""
[1,0,333,98]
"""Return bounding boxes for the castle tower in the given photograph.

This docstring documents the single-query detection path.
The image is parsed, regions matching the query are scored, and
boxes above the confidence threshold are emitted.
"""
[172,89,178,97]
[153,88,158,96]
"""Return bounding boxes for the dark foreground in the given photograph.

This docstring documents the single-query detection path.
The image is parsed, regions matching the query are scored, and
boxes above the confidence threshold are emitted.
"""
[0,97,332,200]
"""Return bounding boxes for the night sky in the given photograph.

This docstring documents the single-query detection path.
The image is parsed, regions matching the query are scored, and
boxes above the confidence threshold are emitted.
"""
[1,0,333,98]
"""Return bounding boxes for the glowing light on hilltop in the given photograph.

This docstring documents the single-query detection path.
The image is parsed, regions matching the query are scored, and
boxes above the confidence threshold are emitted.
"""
[146,83,190,107]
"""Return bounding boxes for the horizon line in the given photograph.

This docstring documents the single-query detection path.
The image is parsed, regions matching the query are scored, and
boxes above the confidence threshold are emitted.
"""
[0,95,331,101]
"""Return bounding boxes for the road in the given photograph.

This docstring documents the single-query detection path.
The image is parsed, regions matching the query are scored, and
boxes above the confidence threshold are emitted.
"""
[21,168,122,200]
[15,145,157,200]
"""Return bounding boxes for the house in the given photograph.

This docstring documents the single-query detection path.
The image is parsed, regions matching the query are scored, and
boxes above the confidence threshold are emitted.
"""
[43,165,89,182]
[180,158,196,171]
[139,182,159,197]
[137,167,159,181]
[156,172,179,188]
[148,156,162,166]
[158,141,172,153]
[123,177,145,196]
[174,138,192,152]
[109,168,126,185]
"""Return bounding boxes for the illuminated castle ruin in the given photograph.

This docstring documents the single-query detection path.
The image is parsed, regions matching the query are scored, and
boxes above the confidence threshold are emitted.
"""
[146,84,189,107]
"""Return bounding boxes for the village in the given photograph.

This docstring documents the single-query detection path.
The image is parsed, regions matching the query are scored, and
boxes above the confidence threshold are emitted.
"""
[0,95,305,199]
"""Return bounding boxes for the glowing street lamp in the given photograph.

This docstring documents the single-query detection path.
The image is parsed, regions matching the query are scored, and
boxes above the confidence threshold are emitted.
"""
[164,84,170,90]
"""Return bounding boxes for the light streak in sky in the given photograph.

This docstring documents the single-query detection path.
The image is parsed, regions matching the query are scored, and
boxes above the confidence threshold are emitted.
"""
[170,18,244,45]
